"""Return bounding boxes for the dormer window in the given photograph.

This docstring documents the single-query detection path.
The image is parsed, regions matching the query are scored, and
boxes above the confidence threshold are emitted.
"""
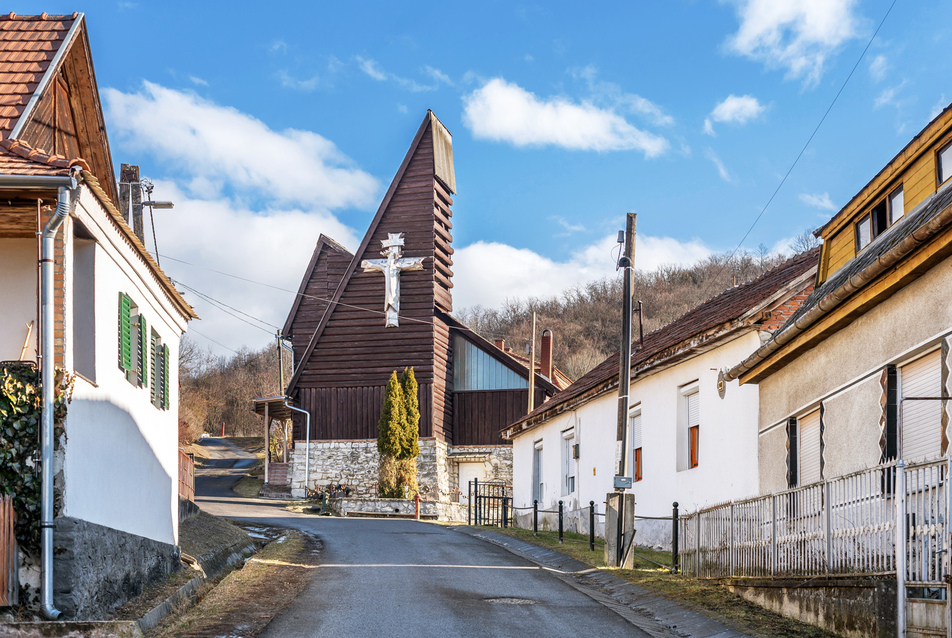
[939,141,952,185]
[855,185,903,251]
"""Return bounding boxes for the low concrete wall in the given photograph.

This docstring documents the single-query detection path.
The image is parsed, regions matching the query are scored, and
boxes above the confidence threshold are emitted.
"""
[331,497,466,522]
[725,576,897,638]
[52,517,180,620]
[178,497,200,523]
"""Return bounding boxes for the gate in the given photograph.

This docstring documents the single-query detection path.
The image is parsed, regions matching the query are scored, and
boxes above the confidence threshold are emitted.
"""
[0,495,17,606]
[467,479,512,528]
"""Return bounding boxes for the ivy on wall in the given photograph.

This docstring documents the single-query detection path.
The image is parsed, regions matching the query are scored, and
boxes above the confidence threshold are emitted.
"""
[0,363,72,555]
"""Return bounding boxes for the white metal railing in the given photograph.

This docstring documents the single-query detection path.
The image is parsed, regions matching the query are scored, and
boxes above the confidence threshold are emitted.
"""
[678,458,935,579]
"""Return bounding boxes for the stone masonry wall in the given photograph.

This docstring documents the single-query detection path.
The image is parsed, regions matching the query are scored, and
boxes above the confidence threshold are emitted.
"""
[448,446,513,500]
[52,516,180,620]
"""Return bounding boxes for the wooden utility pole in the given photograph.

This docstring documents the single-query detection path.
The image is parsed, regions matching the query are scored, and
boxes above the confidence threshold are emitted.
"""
[527,311,537,413]
[616,213,636,480]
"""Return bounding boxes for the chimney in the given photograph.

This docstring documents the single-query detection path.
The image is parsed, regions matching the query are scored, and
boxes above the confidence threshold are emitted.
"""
[540,329,553,380]
[494,339,505,351]
[118,164,144,243]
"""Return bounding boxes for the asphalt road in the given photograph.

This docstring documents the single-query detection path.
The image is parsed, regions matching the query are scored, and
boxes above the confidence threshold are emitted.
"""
[195,438,648,637]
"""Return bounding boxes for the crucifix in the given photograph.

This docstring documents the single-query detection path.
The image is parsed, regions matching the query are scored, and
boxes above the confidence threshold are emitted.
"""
[361,233,424,327]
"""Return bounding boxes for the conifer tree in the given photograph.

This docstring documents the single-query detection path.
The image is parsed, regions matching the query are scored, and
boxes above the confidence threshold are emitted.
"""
[377,372,406,497]
[399,367,420,459]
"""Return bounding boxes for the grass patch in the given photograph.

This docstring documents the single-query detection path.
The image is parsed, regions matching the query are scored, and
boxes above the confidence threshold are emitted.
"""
[147,530,317,638]
[108,564,199,622]
[233,475,264,499]
[179,511,251,559]
[486,525,837,638]
[228,436,265,458]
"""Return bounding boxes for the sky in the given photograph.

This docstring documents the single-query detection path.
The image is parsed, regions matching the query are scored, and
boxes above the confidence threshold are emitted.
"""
[19,0,952,356]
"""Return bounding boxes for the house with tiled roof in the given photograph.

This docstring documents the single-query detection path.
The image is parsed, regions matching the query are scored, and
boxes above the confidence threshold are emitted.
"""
[0,13,197,619]
[502,249,819,546]
[726,101,952,496]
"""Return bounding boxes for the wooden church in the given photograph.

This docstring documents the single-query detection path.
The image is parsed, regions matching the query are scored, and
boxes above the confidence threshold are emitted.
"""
[281,111,568,503]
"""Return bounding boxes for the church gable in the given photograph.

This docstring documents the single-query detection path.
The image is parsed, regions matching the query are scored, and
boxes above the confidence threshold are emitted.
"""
[283,234,352,365]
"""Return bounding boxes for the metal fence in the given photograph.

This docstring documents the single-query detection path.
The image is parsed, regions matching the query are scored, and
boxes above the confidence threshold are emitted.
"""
[678,458,940,579]
[0,495,17,606]
[178,449,195,502]
[467,479,512,527]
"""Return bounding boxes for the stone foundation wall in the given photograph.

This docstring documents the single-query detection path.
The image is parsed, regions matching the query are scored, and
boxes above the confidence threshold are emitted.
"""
[290,438,446,500]
[51,517,180,620]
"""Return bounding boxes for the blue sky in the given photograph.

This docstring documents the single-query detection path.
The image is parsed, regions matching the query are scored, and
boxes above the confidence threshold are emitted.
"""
[20,1,952,354]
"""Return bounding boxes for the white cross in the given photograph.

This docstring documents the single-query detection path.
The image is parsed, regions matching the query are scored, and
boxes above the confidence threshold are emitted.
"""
[361,233,424,327]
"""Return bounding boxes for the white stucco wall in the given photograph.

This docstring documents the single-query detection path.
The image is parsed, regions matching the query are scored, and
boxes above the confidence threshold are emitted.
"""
[0,238,38,361]
[513,331,762,547]
[57,188,187,547]
[757,254,952,493]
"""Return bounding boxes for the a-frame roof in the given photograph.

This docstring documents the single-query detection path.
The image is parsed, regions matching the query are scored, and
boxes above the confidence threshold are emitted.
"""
[0,13,118,202]
[287,110,454,393]
[282,234,353,337]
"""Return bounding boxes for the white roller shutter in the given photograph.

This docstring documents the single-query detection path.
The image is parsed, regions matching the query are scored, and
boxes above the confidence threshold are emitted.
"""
[630,411,642,478]
[901,350,942,463]
[687,391,699,428]
[799,409,822,485]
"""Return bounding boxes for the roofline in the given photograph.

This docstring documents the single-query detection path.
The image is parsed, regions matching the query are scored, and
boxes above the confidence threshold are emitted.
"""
[281,234,352,337]
[9,13,84,140]
[727,194,952,384]
[287,112,435,393]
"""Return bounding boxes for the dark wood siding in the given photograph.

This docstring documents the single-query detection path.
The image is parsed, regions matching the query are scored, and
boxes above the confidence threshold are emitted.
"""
[452,388,547,446]
[287,241,350,365]
[293,383,433,441]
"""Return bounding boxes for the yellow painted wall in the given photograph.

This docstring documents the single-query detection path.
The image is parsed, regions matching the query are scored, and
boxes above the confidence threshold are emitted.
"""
[905,152,937,213]
[824,228,855,279]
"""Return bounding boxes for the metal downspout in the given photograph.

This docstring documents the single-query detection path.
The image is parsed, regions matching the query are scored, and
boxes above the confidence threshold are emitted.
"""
[284,399,310,498]
[40,175,78,620]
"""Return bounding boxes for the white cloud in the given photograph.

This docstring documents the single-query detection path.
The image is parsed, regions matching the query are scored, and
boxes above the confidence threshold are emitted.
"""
[188,75,208,87]
[462,78,669,156]
[270,40,287,54]
[423,66,454,86]
[704,94,766,135]
[103,82,378,210]
[725,0,860,85]
[453,234,713,309]
[552,216,586,235]
[277,70,321,91]
[570,65,674,127]
[874,80,909,109]
[705,149,732,182]
[930,94,949,120]
[799,192,836,211]
[356,56,436,92]
[868,54,888,82]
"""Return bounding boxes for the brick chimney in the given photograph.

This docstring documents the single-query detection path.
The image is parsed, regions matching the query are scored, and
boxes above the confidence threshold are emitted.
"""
[540,329,553,380]
[118,164,144,243]
[494,339,505,351]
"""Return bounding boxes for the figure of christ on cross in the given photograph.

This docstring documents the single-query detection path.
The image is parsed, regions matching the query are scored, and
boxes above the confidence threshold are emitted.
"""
[361,233,425,327]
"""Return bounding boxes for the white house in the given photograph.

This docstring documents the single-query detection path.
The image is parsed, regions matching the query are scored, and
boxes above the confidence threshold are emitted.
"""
[0,13,197,619]
[503,250,818,547]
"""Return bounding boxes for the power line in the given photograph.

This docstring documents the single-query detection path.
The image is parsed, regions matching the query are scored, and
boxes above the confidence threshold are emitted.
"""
[697,0,898,301]
[172,278,278,334]
[188,328,240,355]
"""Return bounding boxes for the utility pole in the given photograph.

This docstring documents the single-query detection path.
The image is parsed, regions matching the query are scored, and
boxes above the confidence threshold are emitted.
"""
[527,311,537,413]
[277,330,285,393]
[614,213,636,568]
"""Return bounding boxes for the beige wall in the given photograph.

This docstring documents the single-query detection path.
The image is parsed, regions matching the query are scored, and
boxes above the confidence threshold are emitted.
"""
[0,239,37,361]
[758,254,952,492]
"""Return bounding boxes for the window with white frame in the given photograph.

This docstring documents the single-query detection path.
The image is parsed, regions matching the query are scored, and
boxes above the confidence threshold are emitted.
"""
[629,406,642,482]
[900,349,942,463]
[678,382,700,471]
[855,185,904,251]
[150,329,170,411]
[561,429,575,495]
[939,141,952,186]
[532,441,543,503]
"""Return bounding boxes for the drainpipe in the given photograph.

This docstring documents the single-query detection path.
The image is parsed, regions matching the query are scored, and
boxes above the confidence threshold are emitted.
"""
[284,399,311,498]
[37,171,79,620]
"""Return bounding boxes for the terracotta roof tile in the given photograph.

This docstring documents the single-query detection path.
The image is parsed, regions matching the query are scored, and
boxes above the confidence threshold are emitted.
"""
[508,248,820,431]
[0,13,75,137]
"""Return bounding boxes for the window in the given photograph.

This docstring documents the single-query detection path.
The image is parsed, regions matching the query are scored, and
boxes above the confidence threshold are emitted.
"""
[787,409,822,486]
[73,239,95,382]
[629,408,642,482]
[900,350,942,463]
[678,382,700,471]
[856,186,904,251]
[453,335,528,391]
[532,441,543,503]
[118,292,134,377]
[150,329,170,410]
[561,429,575,495]
[939,141,952,185]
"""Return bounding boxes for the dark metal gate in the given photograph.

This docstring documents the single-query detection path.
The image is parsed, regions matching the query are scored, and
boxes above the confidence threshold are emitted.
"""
[467,479,512,527]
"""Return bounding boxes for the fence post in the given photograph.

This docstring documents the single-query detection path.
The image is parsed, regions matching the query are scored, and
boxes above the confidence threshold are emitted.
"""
[502,497,509,528]
[729,502,735,577]
[824,480,832,573]
[533,499,538,536]
[467,479,472,526]
[771,495,777,577]
[558,500,564,544]
[474,478,479,526]
[696,509,701,577]
[672,501,679,574]
[896,460,906,638]
[590,501,596,552]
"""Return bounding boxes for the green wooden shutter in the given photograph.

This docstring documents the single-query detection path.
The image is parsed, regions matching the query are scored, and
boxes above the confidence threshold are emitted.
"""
[162,344,170,410]
[139,315,148,387]
[118,293,132,371]
[150,333,158,405]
